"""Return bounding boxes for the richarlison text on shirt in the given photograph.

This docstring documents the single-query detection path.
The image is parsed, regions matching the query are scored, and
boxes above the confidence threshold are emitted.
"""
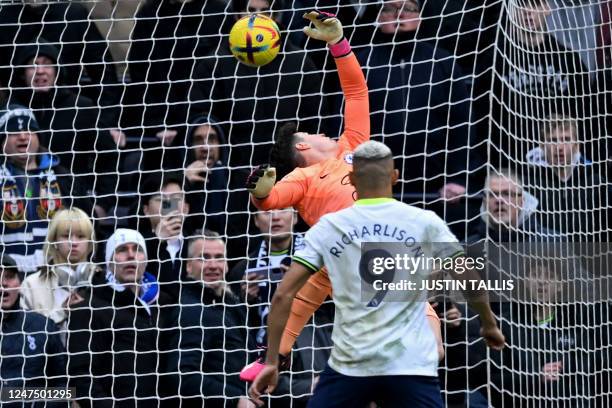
[329,223,424,258]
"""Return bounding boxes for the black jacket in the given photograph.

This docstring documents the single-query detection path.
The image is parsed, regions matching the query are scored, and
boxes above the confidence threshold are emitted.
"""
[125,0,228,135]
[474,31,594,169]
[488,302,610,407]
[10,42,118,210]
[0,305,67,408]
[166,281,252,408]
[183,115,251,240]
[526,161,611,241]
[189,40,327,167]
[356,35,482,192]
[227,236,334,407]
[138,227,188,302]
[0,2,119,114]
[66,272,178,408]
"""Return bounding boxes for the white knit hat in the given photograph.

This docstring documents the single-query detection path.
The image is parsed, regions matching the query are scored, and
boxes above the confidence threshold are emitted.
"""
[105,228,148,265]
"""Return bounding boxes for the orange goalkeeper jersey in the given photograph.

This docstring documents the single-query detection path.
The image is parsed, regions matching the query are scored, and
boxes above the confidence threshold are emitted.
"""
[253,52,369,226]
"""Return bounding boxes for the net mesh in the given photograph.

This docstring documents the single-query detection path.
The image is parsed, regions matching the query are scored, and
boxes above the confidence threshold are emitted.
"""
[0,0,609,407]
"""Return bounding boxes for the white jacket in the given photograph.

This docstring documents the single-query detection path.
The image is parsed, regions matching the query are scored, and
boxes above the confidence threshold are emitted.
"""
[20,263,96,325]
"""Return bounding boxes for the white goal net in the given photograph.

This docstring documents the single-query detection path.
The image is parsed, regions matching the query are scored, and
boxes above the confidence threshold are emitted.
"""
[0,0,610,407]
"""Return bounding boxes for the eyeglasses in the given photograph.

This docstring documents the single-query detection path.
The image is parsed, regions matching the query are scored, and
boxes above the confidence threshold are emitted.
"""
[486,190,523,199]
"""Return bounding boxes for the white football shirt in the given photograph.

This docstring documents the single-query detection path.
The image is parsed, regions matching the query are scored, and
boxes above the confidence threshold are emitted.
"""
[293,198,462,377]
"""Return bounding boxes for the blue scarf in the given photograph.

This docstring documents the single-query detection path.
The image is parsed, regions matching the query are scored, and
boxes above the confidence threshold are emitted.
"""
[105,270,159,306]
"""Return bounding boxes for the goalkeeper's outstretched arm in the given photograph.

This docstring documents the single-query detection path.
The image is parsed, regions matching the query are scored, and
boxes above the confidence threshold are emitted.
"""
[246,12,368,207]
[304,10,369,151]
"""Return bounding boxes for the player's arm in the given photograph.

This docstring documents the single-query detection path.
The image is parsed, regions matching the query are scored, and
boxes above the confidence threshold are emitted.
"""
[428,214,504,350]
[246,165,307,210]
[446,258,504,350]
[248,261,314,406]
[335,50,369,150]
[303,11,369,150]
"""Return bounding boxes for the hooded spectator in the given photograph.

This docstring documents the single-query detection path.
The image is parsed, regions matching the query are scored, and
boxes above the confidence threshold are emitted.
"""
[67,228,177,408]
[189,0,328,168]
[167,231,255,408]
[11,41,119,214]
[0,0,120,115]
[20,208,98,329]
[183,115,250,245]
[0,104,91,273]
[0,254,67,408]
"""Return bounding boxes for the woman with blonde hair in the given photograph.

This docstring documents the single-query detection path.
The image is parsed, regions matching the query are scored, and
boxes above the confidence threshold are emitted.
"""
[20,208,97,326]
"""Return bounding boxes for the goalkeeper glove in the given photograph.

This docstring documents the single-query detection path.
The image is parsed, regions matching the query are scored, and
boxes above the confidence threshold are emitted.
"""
[303,10,344,45]
[246,164,276,199]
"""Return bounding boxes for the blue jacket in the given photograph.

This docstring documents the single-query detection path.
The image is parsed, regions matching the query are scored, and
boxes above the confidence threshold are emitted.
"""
[0,304,67,408]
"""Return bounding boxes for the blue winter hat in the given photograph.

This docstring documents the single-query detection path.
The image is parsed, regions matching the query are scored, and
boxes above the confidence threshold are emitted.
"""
[0,104,40,134]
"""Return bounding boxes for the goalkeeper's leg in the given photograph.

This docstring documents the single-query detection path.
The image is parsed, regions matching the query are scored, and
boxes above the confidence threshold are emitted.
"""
[280,267,333,355]
[240,268,332,382]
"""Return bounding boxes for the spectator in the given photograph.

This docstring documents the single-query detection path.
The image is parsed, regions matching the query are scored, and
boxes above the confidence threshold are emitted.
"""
[20,208,97,329]
[10,41,119,215]
[124,0,228,151]
[0,254,67,408]
[0,0,120,115]
[227,209,333,407]
[67,228,177,408]
[526,115,611,240]
[168,232,254,408]
[415,0,502,77]
[189,0,328,168]
[355,0,483,200]
[487,258,606,407]
[183,114,250,239]
[468,168,559,243]
[229,208,302,342]
[474,0,594,169]
[135,172,190,300]
[0,104,91,273]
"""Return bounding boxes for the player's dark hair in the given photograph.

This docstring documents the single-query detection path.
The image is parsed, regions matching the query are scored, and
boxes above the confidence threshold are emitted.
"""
[270,121,302,179]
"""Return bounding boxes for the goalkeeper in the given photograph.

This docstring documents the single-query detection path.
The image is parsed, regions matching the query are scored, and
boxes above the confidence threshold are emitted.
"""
[249,141,505,407]
[244,10,443,380]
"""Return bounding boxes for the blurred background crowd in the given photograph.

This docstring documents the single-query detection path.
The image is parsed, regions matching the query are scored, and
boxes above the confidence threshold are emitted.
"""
[0,0,611,407]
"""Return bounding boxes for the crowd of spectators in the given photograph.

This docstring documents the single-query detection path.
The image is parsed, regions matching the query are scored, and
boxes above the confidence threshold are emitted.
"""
[0,0,611,407]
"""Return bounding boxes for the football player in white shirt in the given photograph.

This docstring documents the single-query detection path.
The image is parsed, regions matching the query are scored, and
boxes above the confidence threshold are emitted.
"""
[249,141,504,407]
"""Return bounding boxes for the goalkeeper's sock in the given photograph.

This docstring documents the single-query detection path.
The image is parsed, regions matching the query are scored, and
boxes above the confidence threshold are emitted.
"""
[280,268,333,355]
